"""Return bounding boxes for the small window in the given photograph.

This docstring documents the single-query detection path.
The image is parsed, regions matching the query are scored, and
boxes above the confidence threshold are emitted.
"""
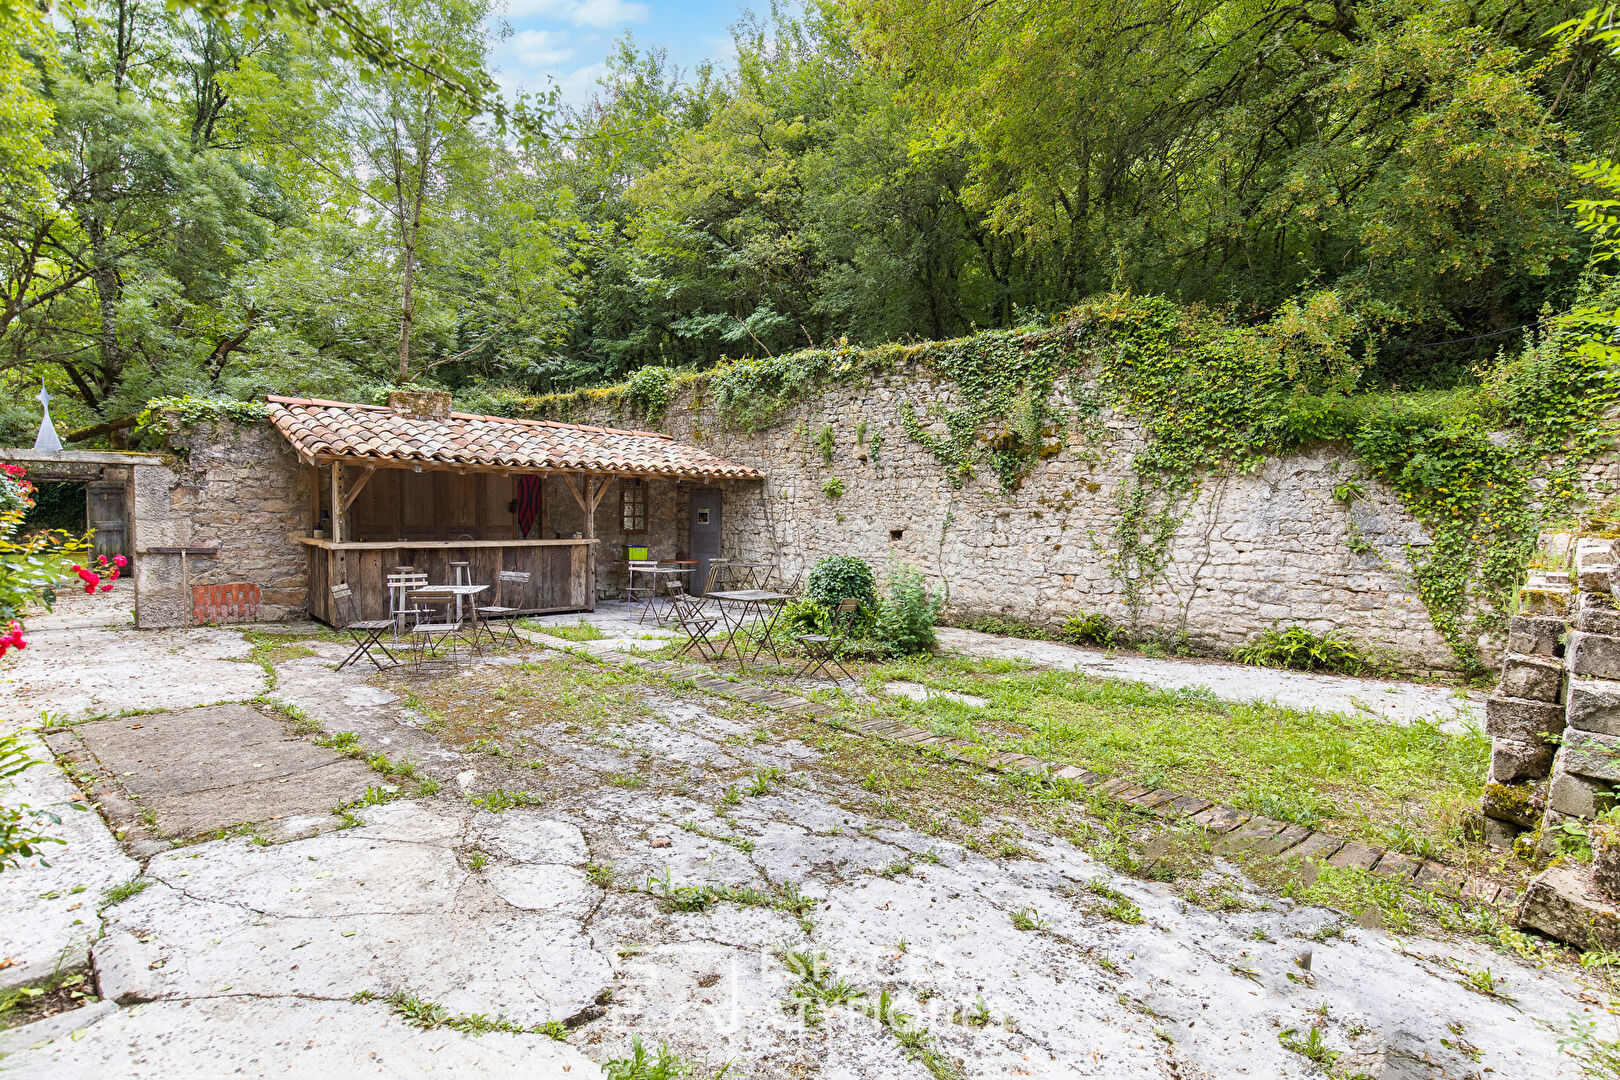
[621,479,647,533]
[890,529,904,541]
[696,509,710,525]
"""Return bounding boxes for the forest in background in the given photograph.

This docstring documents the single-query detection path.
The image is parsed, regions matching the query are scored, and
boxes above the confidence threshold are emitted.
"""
[0,0,1618,443]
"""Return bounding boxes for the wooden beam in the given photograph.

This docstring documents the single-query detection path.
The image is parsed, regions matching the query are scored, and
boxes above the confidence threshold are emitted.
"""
[583,475,595,539]
[559,472,587,513]
[589,475,614,513]
[341,466,376,512]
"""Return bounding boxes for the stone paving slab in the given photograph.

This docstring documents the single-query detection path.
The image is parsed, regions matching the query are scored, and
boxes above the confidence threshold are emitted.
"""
[66,705,377,840]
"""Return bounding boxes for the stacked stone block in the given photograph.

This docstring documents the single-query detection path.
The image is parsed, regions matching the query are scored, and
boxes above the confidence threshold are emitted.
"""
[1541,539,1620,846]
[1482,532,1620,850]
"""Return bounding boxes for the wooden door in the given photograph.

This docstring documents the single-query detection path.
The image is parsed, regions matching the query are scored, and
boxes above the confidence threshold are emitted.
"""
[690,489,721,595]
[87,481,127,560]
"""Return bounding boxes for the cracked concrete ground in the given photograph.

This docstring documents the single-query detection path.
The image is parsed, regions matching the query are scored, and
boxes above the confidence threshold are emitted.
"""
[0,593,1592,1077]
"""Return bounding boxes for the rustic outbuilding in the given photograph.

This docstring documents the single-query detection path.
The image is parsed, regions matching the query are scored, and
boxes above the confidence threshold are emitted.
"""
[267,391,762,624]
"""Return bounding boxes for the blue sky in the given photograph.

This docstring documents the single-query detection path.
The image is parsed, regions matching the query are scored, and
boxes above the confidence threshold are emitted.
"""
[488,0,756,106]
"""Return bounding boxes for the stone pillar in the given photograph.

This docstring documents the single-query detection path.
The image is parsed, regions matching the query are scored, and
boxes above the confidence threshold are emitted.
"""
[130,458,189,629]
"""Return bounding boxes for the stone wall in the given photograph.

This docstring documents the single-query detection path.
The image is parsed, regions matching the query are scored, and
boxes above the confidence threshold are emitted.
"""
[564,363,1467,670]
[155,421,311,624]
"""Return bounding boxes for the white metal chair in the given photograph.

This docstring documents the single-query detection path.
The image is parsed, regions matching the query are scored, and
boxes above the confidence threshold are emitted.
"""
[476,570,530,645]
[627,560,659,619]
[406,588,461,669]
[387,571,428,638]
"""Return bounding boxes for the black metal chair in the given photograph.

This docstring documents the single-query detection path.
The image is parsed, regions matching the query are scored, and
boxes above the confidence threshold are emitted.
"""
[667,583,722,660]
[795,597,858,683]
[331,583,399,671]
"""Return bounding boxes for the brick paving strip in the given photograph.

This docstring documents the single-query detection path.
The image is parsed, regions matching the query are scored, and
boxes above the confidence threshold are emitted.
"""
[514,628,1515,909]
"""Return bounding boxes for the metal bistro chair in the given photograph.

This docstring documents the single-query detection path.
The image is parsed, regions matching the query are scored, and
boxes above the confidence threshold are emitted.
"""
[796,597,859,683]
[406,588,461,669]
[627,560,659,621]
[702,562,727,596]
[387,571,428,638]
[476,570,530,646]
[666,582,722,660]
[331,584,399,672]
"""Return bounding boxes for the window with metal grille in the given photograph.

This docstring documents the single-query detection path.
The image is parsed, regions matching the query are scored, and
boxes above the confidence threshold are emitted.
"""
[621,479,647,533]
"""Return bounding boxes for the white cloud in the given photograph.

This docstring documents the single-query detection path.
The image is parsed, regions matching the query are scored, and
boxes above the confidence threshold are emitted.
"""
[498,0,648,27]
[509,28,575,68]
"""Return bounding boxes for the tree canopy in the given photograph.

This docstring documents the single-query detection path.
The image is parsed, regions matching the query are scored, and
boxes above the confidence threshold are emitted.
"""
[0,0,1616,442]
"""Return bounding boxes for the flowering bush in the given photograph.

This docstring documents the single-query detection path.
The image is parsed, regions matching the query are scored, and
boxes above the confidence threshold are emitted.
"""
[0,464,89,656]
[0,463,34,516]
[71,553,126,594]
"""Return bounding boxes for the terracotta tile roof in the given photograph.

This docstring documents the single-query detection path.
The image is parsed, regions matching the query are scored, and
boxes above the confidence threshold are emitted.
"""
[265,396,762,479]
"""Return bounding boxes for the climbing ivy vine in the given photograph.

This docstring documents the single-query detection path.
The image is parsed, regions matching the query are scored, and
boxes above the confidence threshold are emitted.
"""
[511,285,1619,672]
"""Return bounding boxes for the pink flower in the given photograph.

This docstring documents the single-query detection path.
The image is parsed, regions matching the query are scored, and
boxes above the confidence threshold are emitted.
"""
[113,555,127,568]
[99,583,113,592]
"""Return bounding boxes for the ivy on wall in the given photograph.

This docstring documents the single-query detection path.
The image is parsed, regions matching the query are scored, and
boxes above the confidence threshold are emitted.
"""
[502,286,1620,671]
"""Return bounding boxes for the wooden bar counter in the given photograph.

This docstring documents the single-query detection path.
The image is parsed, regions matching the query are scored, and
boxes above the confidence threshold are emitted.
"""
[303,538,596,624]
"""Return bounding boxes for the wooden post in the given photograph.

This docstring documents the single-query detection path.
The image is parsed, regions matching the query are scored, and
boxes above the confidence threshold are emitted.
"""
[308,465,321,534]
[330,464,343,545]
[583,474,594,539]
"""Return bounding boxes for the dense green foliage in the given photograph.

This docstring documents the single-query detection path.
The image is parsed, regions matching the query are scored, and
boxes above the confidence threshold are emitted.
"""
[804,555,877,612]
[2,0,1618,442]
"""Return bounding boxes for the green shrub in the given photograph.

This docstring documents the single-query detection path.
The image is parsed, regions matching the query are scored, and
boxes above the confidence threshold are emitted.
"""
[872,564,939,655]
[821,477,845,498]
[1233,625,1370,675]
[622,366,676,421]
[805,555,876,612]
[960,615,1061,641]
[1061,611,1118,647]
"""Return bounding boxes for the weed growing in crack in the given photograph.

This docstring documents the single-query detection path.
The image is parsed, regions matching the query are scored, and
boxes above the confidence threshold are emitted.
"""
[869,848,940,879]
[607,772,647,788]
[383,990,547,1036]
[100,875,150,908]
[1010,906,1049,932]
[468,787,542,812]
[718,785,741,807]
[1459,965,1514,1002]
[1088,879,1144,924]
[586,862,616,888]
[678,819,756,853]
[317,731,363,756]
[467,850,489,872]
[782,950,863,1024]
[366,751,418,779]
[603,1035,727,1079]
[1278,1025,1339,1067]
[746,767,785,796]
[538,1019,569,1041]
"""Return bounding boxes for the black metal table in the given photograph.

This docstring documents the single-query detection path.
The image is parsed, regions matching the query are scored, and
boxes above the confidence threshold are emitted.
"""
[704,589,792,668]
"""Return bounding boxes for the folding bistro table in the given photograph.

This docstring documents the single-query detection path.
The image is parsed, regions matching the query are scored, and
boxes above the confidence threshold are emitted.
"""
[703,589,792,668]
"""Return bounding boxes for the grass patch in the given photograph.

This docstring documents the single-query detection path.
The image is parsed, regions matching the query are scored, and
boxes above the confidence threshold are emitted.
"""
[526,620,609,643]
[851,655,1488,861]
[100,875,151,908]
[376,653,648,752]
